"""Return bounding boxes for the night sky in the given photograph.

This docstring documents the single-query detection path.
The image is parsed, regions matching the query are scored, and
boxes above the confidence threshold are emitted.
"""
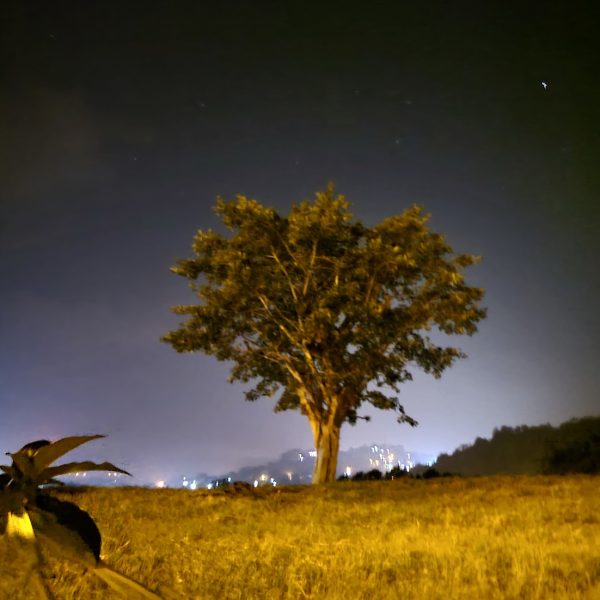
[2,2,599,484]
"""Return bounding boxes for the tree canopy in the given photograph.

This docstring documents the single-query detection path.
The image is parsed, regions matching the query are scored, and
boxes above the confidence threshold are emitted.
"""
[163,186,486,483]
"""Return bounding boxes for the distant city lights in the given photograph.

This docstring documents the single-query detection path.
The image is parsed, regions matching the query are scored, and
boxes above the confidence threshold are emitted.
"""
[59,442,431,490]
[168,445,431,490]
[369,445,413,472]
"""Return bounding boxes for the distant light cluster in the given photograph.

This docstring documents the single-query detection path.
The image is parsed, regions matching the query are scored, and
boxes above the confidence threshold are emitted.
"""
[63,471,124,485]
[181,476,198,490]
[369,445,414,472]
[168,444,432,489]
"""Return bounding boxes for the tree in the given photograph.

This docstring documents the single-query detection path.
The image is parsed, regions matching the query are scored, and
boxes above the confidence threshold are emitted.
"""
[163,186,486,483]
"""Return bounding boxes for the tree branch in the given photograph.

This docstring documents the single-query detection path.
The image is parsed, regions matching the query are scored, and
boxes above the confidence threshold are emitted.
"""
[302,240,318,297]
[256,294,298,344]
[269,247,299,303]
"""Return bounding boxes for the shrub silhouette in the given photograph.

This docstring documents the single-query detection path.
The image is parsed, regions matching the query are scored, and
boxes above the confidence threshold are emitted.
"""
[543,432,600,474]
[385,466,410,479]
[422,468,441,479]
[352,469,383,481]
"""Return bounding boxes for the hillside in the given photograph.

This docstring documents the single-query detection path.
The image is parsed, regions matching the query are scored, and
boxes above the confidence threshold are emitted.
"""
[434,416,600,476]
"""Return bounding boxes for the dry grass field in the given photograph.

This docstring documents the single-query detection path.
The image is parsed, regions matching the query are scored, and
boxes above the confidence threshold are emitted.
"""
[1,475,598,599]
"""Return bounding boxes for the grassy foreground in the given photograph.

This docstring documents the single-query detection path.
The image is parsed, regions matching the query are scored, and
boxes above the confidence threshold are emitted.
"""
[2,475,598,599]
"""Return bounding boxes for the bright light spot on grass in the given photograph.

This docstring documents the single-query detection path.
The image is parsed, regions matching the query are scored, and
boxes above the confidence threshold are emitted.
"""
[6,512,35,539]
[155,480,166,488]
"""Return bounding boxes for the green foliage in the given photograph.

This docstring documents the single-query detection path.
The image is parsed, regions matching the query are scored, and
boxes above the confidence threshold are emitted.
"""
[434,416,600,476]
[164,185,486,482]
[2,435,130,505]
[0,436,160,599]
[542,418,600,474]
[543,437,599,474]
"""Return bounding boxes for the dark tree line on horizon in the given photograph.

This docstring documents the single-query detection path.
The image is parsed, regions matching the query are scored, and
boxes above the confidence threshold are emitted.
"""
[433,416,600,476]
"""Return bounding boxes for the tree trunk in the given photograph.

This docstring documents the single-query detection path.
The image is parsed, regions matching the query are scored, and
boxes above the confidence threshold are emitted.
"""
[311,421,341,484]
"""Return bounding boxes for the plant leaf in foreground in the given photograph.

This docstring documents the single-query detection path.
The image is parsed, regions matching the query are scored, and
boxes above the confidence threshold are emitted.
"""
[32,435,105,474]
[40,461,131,482]
[1,435,163,599]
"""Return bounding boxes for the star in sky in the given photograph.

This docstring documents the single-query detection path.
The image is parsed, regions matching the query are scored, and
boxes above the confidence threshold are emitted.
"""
[2,1,598,482]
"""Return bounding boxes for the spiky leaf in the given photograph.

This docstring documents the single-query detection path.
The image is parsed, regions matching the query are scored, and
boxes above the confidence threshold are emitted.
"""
[93,567,163,599]
[0,465,17,479]
[30,497,101,563]
[32,435,105,473]
[7,452,34,479]
[0,489,26,516]
[18,440,51,454]
[42,479,65,487]
[39,461,131,483]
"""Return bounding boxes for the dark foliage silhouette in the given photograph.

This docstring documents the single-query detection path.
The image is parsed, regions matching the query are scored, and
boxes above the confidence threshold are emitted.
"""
[0,435,161,599]
[434,417,600,476]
